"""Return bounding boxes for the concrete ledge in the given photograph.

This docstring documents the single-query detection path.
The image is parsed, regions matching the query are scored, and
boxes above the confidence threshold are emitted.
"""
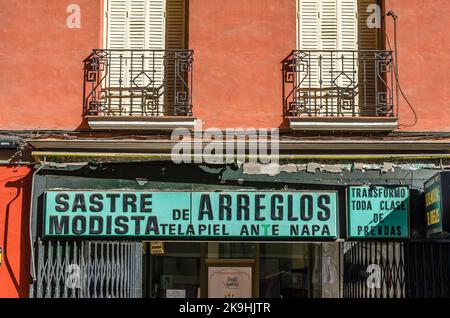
[288,117,399,132]
[86,116,197,131]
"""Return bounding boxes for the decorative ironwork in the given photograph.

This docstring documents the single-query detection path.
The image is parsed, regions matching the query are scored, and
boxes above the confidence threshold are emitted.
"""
[283,50,396,117]
[32,240,142,298]
[83,49,193,117]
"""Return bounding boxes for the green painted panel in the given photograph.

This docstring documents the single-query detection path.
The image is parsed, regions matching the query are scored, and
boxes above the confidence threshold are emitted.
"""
[44,190,338,240]
[347,186,409,239]
[425,174,443,236]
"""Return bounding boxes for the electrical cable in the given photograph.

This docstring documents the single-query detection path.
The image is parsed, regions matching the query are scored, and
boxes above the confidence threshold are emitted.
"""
[384,11,418,128]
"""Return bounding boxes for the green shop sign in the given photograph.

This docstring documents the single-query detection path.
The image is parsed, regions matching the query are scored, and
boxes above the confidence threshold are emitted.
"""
[347,186,409,239]
[425,174,443,236]
[44,191,339,240]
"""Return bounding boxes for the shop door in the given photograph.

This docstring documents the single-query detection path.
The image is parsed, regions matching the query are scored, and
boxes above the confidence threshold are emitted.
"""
[144,242,340,298]
[32,240,143,298]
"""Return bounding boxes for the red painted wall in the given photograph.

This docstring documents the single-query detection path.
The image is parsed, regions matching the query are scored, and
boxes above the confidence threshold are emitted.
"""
[0,166,32,298]
[0,0,449,131]
[0,0,102,130]
[189,0,296,129]
[384,0,450,131]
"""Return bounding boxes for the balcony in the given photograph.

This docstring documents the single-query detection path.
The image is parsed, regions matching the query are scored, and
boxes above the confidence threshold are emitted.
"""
[83,49,195,130]
[283,50,398,132]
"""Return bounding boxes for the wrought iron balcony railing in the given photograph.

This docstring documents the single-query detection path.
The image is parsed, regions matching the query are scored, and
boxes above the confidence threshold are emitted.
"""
[83,49,193,117]
[283,50,396,118]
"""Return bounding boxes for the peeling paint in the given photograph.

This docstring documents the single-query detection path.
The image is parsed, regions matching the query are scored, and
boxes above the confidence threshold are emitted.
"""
[307,163,321,173]
[136,178,148,186]
[394,163,440,171]
[321,165,348,173]
[279,164,297,173]
[259,163,283,176]
[382,162,395,173]
[243,161,445,176]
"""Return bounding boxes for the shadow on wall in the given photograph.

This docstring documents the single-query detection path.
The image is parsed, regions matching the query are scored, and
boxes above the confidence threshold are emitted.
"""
[3,173,32,298]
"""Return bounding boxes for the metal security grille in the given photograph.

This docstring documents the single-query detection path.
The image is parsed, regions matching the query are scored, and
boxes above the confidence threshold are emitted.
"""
[32,240,142,298]
[405,242,450,298]
[343,242,405,298]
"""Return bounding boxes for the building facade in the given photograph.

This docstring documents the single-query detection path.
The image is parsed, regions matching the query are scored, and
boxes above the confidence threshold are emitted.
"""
[1,0,450,298]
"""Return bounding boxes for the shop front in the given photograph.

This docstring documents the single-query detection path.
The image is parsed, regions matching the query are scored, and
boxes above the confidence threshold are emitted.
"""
[27,161,446,298]
[35,184,345,298]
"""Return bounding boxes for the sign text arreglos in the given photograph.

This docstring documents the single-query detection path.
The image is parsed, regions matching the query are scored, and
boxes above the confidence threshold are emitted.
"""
[44,191,339,239]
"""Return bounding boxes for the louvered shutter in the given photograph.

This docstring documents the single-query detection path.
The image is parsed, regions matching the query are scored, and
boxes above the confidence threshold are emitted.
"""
[298,0,320,114]
[320,0,338,51]
[337,0,358,115]
[165,0,187,115]
[165,0,186,50]
[338,0,357,51]
[128,0,147,116]
[146,0,166,115]
[128,0,146,50]
[297,0,363,116]
[106,0,127,91]
[105,0,166,116]
[358,0,378,50]
[107,0,127,50]
[298,0,320,89]
[358,0,378,116]
[320,0,338,103]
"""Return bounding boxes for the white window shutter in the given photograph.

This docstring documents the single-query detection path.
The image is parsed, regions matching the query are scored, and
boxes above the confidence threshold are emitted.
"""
[107,0,127,50]
[128,0,147,91]
[338,0,357,51]
[298,0,320,51]
[358,0,378,116]
[298,0,320,90]
[105,0,167,116]
[320,0,338,91]
[337,0,358,116]
[297,0,360,116]
[146,0,166,96]
[299,0,357,51]
[128,0,147,50]
[320,0,338,51]
[106,0,166,55]
[107,0,127,89]
[146,0,166,50]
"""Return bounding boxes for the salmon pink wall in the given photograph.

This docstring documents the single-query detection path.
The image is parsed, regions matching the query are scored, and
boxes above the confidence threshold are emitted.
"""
[384,0,450,131]
[0,0,102,130]
[0,166,32,298]
[189,0,296,129]
[0,0,449,132]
